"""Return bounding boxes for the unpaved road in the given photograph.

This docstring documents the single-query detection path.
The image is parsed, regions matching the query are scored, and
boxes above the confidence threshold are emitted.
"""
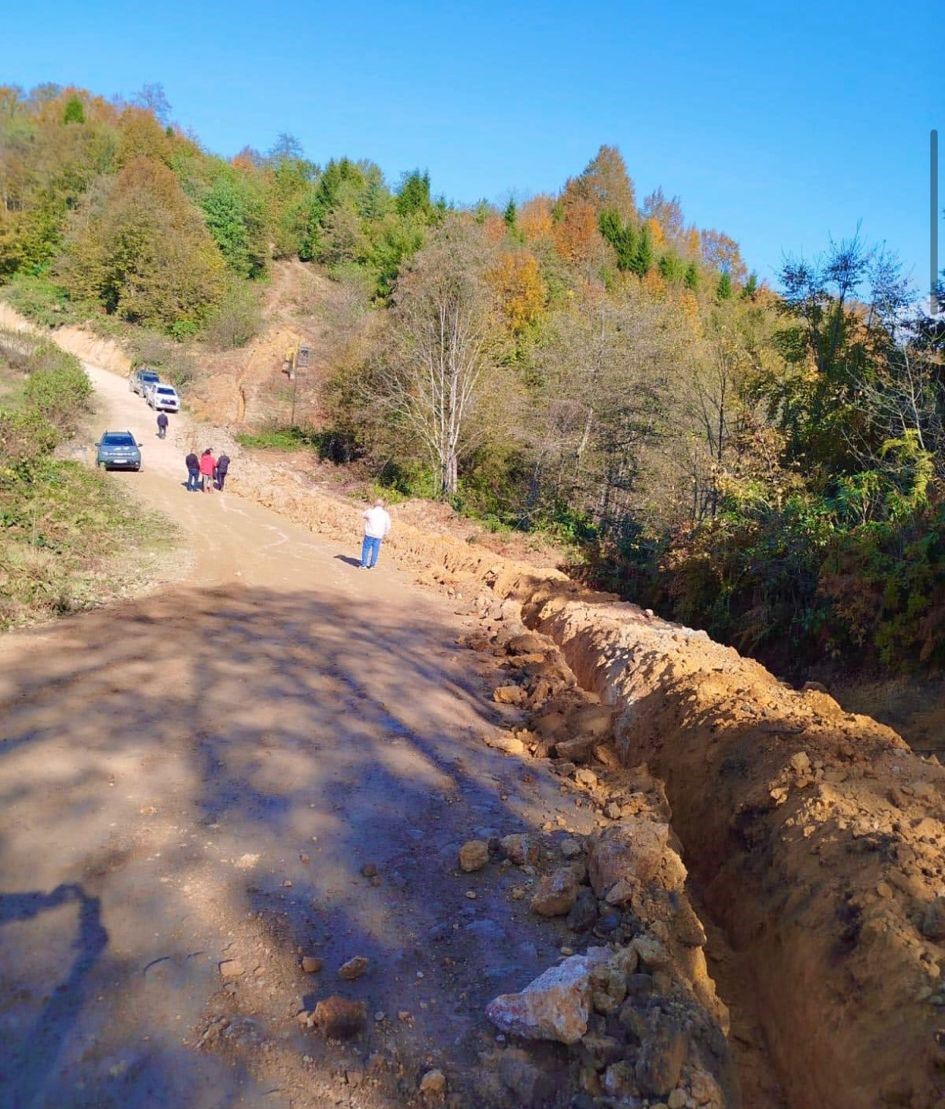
[0,366,595,1108]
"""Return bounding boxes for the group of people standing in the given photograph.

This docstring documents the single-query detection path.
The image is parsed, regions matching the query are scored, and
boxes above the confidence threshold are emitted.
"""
[184,448,229,493]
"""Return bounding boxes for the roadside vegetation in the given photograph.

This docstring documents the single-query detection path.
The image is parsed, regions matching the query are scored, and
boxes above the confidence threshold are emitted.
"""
[1,82,944,673]
[0,330,171,628]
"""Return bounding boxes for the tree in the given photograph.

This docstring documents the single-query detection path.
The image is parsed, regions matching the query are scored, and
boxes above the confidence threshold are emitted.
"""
[395,170,432,218]
[716,271,733,300]
[201,171,267,278]
[63,96,85,125]
[630,224,653,277]
[562,145,636,222]
[684,262,700,291]
[503,199,517,231]
[60,156,226,333]
[133,83,172,125]
[368,219,505,496]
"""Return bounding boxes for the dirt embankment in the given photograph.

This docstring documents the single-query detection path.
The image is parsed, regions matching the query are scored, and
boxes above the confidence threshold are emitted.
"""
[220,467,945,1109]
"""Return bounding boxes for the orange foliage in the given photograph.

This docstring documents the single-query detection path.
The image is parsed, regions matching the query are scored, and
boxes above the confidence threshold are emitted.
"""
[678,290,702,335]
[552,199,600,265]
[684,227,701,257]
[518,195,554,241]
[489,251,547,334]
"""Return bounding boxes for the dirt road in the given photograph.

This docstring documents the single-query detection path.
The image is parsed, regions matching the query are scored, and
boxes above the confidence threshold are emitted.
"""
[0,366,596,1108]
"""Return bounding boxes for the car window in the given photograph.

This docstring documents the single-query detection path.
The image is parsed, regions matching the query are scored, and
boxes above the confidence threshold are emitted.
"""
[141,373,159,382]
[103,434,135,446]
[156,386,175,395]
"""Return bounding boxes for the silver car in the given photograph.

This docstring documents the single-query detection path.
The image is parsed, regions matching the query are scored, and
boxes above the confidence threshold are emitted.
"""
[147,384,181,412]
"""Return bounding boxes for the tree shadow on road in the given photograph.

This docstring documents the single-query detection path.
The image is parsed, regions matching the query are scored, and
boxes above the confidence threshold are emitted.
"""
[0,584,586,1107]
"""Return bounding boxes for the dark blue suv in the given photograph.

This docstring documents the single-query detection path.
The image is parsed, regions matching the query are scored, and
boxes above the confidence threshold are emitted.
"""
[96,431,142,471]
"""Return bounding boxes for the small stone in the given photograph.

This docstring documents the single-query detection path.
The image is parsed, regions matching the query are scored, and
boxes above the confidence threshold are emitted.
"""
[497,1046,554,1103]
[483,732,527,755]
[218,959,244,978]
[465,889,477,900]
[876,881,893,899]
[301,956,323,973]
[282,879,293,888]
[605,878,634,906]
[459,839,490,873]
[419,1068,447,1100]
[361,863,378,878]
[299,852,310,863]
[790,751,811,774]
[673,901,708,947]
[574,768,598,788]
[604,802,622,820]
[312,996,367,1038]
[668,1089,688,1109]
[339,955,369,980]
[568,888,598,932]
[374,1010,385,1022]
[510,886,526,901]
[398,1010,413,1023]
[494,684,527,705]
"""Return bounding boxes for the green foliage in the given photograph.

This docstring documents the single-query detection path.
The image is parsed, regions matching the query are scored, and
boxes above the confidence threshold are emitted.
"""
[1,273,79,326]
[395,170,432,218]
[504,199,517,230]
[599,209,637,271]
[0,333,168,629]
[716,270,733,300]
[200,170,267,278]
[684,261,699,290]
[201,279,262,349]
[629,224,653,276]
[63,95,85,124]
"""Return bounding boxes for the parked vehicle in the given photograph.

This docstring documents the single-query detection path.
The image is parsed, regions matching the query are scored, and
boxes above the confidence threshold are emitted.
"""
[129,367,160,395]
[96,431,141,471]
[147,383,180,412]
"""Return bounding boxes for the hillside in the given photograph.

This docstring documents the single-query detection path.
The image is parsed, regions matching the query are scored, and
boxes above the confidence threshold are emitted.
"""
[2,82,944,679]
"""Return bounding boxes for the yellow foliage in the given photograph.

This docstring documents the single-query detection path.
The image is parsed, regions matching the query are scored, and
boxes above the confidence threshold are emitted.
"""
[489,251,547,334]
[644,217,665,250]
[643,268,666,298]
[552,199,600,265]
[482,214,507,245]
[678,290,702,335]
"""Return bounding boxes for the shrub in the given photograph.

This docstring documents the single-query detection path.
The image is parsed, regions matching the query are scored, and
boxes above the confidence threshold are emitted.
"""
[202,281,262,349]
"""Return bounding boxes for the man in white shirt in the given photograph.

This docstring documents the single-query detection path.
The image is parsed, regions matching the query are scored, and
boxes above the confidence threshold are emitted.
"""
[359,498,392,569]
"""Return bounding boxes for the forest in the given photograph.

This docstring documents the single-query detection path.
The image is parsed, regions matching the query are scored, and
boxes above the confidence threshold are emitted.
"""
[2,81,944,674]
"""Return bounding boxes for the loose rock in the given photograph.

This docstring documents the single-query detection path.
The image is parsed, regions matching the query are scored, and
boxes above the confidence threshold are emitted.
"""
[312,996,367,1039]
[921,897,945,941]
[501,833,540,866]
[339,955,369,980]
[486,950,608,1044]
[458,839,490,872]
[419,1068,447,1100]
[301,956,323,973]
[218,959,244,978]
[531,865,582,917]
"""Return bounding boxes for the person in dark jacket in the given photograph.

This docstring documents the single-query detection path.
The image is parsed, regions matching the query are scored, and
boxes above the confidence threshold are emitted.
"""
[215,453,230,491]
[185,451,200,491]
[156,411,169,439]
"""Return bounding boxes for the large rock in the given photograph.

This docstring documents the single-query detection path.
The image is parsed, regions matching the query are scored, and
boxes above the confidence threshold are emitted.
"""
[497,1048,554,1105]
[530,865,581,917]
[483,732,527,756]
[486,951,608,1044]
[568,704,615,741]
[587,818,671,896]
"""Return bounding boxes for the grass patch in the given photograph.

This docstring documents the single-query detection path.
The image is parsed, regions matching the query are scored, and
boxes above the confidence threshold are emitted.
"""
[0,331,174,630]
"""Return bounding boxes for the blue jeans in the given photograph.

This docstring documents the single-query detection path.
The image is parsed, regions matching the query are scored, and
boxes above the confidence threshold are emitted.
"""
[360,535,382,568]
[186,467,200,491]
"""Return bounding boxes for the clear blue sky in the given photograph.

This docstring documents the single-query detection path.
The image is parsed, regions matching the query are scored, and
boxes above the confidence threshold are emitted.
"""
[5,0,941,292]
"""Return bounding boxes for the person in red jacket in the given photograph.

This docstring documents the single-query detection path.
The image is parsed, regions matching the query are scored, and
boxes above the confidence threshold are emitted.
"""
[199,448,216,493]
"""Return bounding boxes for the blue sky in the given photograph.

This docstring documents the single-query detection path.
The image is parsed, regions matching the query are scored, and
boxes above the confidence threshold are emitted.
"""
[4,0,941,292]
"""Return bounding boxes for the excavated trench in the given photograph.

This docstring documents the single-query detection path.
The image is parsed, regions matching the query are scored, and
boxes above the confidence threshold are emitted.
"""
[216,470,945,1109]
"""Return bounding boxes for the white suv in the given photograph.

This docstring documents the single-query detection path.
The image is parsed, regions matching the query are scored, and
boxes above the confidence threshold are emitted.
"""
[147,383,181,412]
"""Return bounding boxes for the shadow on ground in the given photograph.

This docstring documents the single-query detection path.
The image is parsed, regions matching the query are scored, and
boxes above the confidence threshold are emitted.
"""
[0,585,583,1108]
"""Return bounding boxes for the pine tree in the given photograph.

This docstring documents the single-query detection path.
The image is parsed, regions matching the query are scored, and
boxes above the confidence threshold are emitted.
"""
[716,271,733,300]
[684,262,699,291]
[504,199,517,230]
[630,225,653,277]
[742,272,758,299]
[63,96,85,124]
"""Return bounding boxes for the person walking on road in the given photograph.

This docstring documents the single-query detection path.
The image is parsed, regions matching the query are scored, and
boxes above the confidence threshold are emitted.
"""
[185,451,200,492]
[215,452,230,491]
[156,411,169,439]
[199,448,216,493]
[359,498,391,569]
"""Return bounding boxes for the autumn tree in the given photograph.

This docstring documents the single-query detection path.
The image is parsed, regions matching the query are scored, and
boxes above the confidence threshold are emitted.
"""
[561,145,637,222]
[489,250,546,335]
[60,156,226,334]
[366,218,506,496]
